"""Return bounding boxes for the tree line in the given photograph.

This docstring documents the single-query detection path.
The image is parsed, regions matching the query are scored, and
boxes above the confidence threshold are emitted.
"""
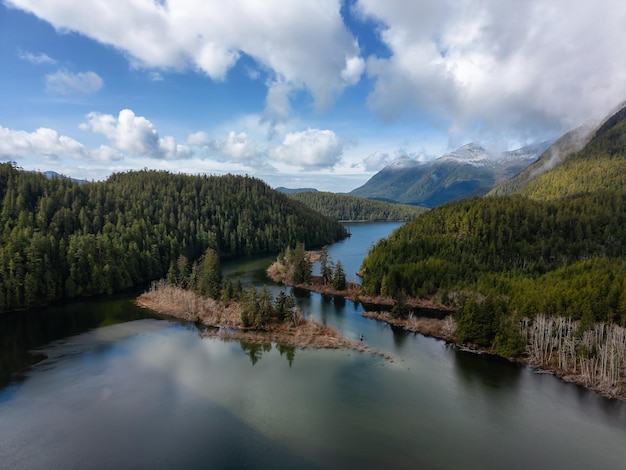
[360,190,626,352]
[0,163,348,313]
[267,243,347,291]
[288,191,426,221]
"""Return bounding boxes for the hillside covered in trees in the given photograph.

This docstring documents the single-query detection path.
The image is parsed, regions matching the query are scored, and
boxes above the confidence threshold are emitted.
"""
[288,191,426,221]
[0,164,348,313]
[360,104,626,349]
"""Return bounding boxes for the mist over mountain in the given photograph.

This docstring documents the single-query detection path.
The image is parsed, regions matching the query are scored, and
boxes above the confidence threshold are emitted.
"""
[351,141,550,207]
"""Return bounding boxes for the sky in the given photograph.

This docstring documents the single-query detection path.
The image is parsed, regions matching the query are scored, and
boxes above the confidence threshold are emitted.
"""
[1,0,626,192]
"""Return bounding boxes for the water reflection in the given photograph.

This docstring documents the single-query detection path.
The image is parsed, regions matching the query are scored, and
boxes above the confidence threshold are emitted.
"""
[332,295,346,312]
[453,349,522,391]
[239,340,296,366]
[240,341,272,365]
[277,343,296,367]
[0,293,150,388]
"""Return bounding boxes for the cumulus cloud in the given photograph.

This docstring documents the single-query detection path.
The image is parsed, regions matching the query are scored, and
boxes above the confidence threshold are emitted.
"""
[45,70,103,95]
[18,48,56,65]
[186,131,211,147]
[356,0,626,138]
[90,145,124,162]
[8,0,364,115]
[188,130,265,165]
[81,109,190,159]
[0,125,127,163]
[0,125,88,161]
[270,129,344,168]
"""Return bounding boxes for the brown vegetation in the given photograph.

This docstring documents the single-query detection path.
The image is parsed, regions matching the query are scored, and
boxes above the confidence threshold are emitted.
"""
[362,311,457,341]
[136,280,386,357]
[521,314,626,400]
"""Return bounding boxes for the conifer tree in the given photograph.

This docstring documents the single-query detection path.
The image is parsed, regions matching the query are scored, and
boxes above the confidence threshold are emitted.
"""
[332,260,346,291]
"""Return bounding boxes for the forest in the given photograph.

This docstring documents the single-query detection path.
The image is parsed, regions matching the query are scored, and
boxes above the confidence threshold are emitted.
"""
[359,106,626,373]
[360,191,626,323]
[0,163,348,313]
[288,191,426,221]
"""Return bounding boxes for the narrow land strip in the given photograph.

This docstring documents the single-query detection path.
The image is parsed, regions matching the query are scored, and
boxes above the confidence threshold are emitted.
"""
[136,282,391,360]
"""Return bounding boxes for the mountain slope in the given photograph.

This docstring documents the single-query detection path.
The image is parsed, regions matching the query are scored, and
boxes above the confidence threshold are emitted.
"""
[511,104,626,200]
[351,142,547,207]
[288,191,427,221]
[359,101,626,353]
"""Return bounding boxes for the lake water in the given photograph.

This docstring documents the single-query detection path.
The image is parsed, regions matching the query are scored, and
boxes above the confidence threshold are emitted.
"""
[1,222,625,469]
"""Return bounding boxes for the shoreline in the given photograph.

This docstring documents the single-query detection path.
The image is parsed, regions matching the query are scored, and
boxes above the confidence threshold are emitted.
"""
[362,310,626,402]
[269,272,626,402]
[135,283,391,360]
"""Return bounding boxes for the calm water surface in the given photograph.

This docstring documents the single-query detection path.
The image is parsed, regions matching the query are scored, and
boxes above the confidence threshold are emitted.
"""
[1,222,625,470]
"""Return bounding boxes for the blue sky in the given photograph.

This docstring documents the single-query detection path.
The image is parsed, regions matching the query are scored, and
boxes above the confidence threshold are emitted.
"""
[2,0,626,191]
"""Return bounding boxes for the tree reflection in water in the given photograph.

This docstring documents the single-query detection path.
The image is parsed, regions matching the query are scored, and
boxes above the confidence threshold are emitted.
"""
[239,341,296,366]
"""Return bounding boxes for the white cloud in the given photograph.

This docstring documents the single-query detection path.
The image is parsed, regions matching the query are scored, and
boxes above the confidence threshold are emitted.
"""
[0,125,128,163]
[341,56,366,86]
[270,129,344,168]
[81,109,190,160]
[186,131,211,147]
[0,125,88,161]
[362,151,392,171]
[90,145,124,162]
[18,49,56,65]
[356,0,626,139]
[219,131,260,161]
[188,130,265,164]
[45,70,103,95]
[9,0,363,114]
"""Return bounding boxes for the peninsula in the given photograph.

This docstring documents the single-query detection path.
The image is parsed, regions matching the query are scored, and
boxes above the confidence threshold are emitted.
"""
[136,280,388,358]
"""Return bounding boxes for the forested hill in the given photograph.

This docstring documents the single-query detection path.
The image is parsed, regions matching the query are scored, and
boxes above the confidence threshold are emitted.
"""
[487,124,593,197]
[512,106,626,200]
[288,191,427,221]
[359,102,626,353]
[0,164,347,313]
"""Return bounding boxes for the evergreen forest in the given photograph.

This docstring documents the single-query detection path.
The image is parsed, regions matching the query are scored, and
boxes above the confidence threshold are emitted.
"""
[360,105,626,356]
[288,191,426,221]
[0,163,348,313]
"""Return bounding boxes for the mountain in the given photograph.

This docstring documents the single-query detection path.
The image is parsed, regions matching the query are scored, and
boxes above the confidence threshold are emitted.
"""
[276,187,318,194]
[488,126,594,197]
[501,104,626,200]
[490,102,626,198]
[288,191,427,222]
[350,142,549,208]
[358,100,626,356]
[27,170,88,185]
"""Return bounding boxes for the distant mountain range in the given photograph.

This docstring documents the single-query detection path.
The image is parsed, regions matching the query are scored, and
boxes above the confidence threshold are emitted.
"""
[276,187,318,194]
[39,170,87,185]
[350,141,552,208]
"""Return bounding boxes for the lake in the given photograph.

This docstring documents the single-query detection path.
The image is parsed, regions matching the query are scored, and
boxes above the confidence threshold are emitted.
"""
[1,222,625,469]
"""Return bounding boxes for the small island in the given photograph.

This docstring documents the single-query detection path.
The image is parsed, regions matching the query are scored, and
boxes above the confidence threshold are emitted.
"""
[137,280,368,351]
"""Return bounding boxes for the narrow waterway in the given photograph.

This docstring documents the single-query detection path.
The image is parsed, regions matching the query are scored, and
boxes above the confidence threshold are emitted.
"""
[1,222,625,470]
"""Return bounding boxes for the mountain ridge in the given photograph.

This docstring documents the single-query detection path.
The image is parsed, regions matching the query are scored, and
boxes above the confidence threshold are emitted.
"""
[351,141,549,207]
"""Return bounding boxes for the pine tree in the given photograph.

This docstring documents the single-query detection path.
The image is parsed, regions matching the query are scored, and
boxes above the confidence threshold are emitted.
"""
[332,260,346,291]
[319,246,333,285]
[195,248,222,299]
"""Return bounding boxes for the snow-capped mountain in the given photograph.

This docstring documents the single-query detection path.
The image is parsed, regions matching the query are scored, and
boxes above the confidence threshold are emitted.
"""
[437,143,492,166]
[350,141,550,208]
